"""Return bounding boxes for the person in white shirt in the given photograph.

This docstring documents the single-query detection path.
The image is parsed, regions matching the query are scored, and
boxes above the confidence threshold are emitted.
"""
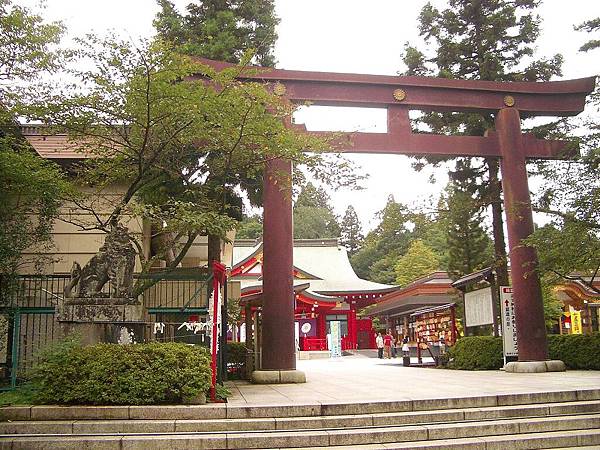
[376,332,384,359]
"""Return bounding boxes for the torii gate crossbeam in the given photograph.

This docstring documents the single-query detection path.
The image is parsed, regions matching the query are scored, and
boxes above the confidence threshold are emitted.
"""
[198,59,595,376]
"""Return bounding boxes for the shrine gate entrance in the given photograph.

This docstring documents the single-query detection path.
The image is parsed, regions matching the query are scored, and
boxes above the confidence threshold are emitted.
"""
[201,59,595,377]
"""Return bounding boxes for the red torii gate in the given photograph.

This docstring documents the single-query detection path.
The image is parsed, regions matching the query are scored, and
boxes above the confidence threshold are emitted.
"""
[200,59,595,376]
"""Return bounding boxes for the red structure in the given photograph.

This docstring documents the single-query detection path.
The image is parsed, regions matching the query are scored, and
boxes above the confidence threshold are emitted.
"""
[198,59,595,368]
[231,239,396,352]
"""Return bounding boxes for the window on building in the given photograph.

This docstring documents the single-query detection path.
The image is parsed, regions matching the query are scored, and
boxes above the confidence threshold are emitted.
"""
[326,314,348,336]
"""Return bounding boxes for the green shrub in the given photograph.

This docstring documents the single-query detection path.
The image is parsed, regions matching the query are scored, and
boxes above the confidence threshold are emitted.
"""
[448,336,503,370]
[227,342,247,379]
[448,334,600,371]
[548,333,600,370]
[29,340,211,405]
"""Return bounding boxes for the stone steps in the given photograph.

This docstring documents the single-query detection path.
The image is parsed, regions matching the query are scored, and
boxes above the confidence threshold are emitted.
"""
[1,389,599,449]
[1,400,599,434]
[1,418,600,449]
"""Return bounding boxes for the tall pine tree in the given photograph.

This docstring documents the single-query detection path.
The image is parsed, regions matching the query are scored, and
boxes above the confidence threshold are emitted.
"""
[293,182,340,239]
[340,205,364,256]
[443,184,494,280]
[402,0,563,286]
[154,0,279,66]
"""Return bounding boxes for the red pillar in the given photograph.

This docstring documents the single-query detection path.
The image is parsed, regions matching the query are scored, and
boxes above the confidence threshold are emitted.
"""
[495,108,548,361]
[262,158,296,370]
[348,309,357,350]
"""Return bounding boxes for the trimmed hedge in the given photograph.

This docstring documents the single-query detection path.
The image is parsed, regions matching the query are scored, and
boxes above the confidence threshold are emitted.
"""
[29,340,211,405]
[447,336,503,370]
[548,333,600,370]
[447,334,600,371]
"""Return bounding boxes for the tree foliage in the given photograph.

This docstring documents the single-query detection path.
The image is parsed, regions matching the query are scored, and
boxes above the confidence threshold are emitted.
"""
[235,214,262,239]
[0,1,70,276]
[0,136,71,275]
[395,240,440,287]
[293,182,340,239]
[340,205,363,256]
[350,196,413,283]
[0,0,64,97]
[402,0,563,286]
[154,0,279,67]
[442,184,494,280]
[25,36,331,290]
[525,17,600,294]
[350,196,445,284]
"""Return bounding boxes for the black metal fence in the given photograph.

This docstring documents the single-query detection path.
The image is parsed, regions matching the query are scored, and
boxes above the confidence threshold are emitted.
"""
[0,273,215,388]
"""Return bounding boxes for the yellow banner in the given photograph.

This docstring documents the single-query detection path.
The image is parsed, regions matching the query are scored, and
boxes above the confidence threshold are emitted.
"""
[570,306,583,335]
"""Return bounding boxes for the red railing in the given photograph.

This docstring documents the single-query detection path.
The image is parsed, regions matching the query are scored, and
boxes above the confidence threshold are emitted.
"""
[341,336,355,350]
[302,337,327,351]
[300,336,356,351]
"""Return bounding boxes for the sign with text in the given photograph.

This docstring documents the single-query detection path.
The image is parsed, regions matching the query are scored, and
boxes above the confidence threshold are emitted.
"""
[464,287,494,327]
[570,306,583,334]
[500,286,518,360]
[329,321,342,358]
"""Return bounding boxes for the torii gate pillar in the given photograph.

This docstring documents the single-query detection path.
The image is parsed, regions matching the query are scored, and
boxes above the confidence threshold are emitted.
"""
[252,157,306,383]
[495,108,551,365]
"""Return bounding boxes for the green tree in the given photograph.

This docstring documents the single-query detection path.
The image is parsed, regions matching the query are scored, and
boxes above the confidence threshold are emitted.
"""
[27,36,329,293]
[575,17,600,52]
[525,17,600,294]
[0,136,71,275]
[0,0,64,102]
[414,205,450,270]
[0,1,70,276]
[402,0,563,286]
[350,196,415,283]
[293,182,340,239]
[235,214,262,239]
[340,205,363,255]
[154,0,279,67]
[443,184,494,280]
[155,0,279,264]
[395,240,440,287]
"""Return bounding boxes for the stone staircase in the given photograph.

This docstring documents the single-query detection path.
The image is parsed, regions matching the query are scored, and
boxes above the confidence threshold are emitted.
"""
[1,389,599,449]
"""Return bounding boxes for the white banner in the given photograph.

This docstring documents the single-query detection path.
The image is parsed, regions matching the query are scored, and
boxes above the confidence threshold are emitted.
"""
[464,287,494,327]
[500,286,518,359]
[329,321,342,358]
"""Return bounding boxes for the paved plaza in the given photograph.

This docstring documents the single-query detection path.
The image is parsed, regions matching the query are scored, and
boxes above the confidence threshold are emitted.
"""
[227,352,600,405]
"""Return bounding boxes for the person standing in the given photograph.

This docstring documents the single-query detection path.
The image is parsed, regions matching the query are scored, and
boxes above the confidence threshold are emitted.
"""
[376,332,384,359]
[383,330,393,359]
[439,334,446,355]
[402,335,410,357]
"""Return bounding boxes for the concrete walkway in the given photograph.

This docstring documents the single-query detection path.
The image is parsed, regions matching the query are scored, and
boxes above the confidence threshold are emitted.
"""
[227,352,600,405]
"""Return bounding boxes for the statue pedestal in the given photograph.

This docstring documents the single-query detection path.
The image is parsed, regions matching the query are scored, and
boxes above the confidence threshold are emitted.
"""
[57,299,145,345]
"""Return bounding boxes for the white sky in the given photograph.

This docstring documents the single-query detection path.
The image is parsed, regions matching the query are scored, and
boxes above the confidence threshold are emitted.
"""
[22,0,600,230]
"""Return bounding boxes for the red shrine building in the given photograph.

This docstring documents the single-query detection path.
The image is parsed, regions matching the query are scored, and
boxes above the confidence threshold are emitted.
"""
[230,239,397,351]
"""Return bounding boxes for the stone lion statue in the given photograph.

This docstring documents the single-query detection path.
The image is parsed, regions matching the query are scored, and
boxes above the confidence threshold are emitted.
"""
[64,224,136,300]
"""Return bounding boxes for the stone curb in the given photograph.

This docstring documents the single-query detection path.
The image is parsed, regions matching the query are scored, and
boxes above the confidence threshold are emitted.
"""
[1,388,599,422]
[0,419,599,449]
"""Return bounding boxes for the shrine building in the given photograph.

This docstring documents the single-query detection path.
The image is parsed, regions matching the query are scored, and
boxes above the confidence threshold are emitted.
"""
[230,239,397,351]
[554,277,600,335]
[366,272,459,348]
